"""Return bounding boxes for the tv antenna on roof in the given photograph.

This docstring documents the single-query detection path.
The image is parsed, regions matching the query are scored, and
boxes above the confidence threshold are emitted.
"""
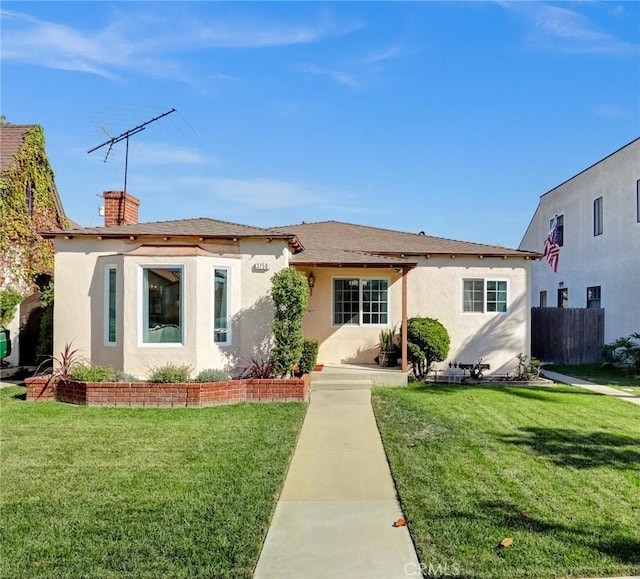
[87,107,176,193]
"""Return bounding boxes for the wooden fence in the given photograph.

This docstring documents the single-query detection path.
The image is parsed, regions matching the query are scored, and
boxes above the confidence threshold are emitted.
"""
[531,307,605,365]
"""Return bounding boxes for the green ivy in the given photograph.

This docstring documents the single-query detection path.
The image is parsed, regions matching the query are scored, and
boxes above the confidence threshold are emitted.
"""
[0,125,67,291]
[0,289,23,326]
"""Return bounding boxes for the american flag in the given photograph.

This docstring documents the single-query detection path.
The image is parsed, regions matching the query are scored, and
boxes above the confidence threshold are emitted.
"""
[542,219,560,272]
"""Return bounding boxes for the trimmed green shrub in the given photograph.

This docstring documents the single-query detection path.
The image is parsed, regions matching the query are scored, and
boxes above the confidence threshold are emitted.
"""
[602,332,640,374]
[69,364,115,382]
[194,368,231,382]
[407,317,450,380]
[147,363,192,383]
[270,267,309,377]
[299,338,319,375]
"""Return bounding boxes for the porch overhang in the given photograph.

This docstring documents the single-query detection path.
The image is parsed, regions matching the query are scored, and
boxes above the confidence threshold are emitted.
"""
[291,250,415,373]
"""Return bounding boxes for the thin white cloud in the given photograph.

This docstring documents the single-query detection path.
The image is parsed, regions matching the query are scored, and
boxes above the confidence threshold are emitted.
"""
[362,44,403,65]
[299,64,358,88]
[0,7,360,81]
[203,177,327,209]
[592,104,626,119]
[131,143,212,166]
[500,2,639,55]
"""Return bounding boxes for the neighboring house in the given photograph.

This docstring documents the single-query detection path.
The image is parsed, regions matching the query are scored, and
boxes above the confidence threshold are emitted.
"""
[0,123,72,365]
[519,137,640,343]
[44,191,539,379]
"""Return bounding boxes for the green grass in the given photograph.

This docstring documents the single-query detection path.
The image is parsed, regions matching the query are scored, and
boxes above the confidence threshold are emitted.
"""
[0,386,306,578]
[373,383,640,578]
[545,363,640,395]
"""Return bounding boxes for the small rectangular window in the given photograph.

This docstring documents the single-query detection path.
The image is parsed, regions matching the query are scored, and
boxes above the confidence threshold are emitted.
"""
[586,286,601,309]
[362,279,389,325]
[463,279,484,313]
[557,288,568,308]
[593,197,603,236]
[550,215,564,247]
[142,266,183,344]
[105,266,117,344]
[637,180,640,223]
[486,280,507,312]
[25,182,34,216]
[539,291,547,308]
[334,279,360,325]
[213,268,229,344]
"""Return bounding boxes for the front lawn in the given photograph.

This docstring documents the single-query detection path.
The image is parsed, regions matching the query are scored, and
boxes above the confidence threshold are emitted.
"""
[545,363,640,395]
[373,383,640,578]
[0,386,306,578]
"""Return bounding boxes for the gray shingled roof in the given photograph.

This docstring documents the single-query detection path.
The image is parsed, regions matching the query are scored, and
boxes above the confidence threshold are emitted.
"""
[271,221,538,260]
[290,248,415,267]
[0,124,32,173]
[44,217,296,241]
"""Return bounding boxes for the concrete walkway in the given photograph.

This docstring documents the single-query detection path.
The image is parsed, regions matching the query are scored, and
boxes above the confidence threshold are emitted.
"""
[542,370,640,405]
[254,388,419,578]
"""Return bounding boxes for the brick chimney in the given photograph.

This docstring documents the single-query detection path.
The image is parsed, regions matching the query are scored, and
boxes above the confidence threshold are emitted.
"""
[103,191,140,227]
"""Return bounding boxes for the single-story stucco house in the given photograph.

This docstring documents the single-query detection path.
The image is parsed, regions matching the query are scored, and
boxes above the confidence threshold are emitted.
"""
[43,191,540,379]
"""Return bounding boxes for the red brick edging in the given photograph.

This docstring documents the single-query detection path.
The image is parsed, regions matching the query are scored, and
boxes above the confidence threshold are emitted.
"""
[24,375,309,407]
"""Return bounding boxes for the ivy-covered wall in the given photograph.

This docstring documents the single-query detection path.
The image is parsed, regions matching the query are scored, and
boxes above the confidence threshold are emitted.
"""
[0,125,67,294]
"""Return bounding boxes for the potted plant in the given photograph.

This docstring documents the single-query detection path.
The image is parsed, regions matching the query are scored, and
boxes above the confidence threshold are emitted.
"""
[378,326,397,367]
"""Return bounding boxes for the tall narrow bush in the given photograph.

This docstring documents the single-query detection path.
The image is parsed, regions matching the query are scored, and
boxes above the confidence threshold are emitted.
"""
[270,268,309,377]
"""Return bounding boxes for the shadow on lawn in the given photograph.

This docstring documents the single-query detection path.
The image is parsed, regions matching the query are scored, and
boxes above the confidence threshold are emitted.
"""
[410,382,603,398]
[498,427,640,470]
[445,499,640,566]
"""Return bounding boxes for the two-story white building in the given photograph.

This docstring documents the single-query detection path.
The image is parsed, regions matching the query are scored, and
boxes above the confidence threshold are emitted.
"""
[519,137,640,343]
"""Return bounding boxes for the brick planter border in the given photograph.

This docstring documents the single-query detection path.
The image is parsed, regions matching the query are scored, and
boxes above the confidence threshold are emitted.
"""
[24,375,309,407]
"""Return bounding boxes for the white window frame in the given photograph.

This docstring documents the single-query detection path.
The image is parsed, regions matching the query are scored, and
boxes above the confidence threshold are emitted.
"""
[212,267,231,346]
[462,279,509,314]
[138,264,185,348]
[331,277,390,327]
[104,265,117,346]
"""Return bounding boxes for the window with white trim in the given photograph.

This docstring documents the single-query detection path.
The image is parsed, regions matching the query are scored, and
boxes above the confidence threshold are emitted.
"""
[105,266,117,344]
[333,278,389,325]
[463,279,508,313]
[142,266,183,344]
[213,268,230,344]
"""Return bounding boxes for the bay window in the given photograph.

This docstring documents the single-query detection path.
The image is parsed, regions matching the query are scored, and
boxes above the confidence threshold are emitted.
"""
[142,266,183,344]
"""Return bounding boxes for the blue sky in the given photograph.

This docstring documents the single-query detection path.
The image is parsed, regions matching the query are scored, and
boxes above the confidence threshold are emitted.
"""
[2,1,638,248]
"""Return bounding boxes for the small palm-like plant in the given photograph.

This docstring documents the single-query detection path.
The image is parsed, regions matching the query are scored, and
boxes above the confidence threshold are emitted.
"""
[34,342,84,382]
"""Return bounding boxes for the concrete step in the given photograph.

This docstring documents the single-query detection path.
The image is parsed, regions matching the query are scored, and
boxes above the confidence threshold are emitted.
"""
[312,372,408,388]
[310,379,373,391]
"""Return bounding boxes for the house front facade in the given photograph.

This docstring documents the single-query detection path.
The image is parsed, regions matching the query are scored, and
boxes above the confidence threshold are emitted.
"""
[46,192,539,379]
[519,137,640,343]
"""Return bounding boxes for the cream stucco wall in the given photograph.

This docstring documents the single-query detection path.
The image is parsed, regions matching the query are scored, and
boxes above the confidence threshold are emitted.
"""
[520,139,640,342]
[299,259,531,375]
[299,267,403,364]
[53,237,289,379]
